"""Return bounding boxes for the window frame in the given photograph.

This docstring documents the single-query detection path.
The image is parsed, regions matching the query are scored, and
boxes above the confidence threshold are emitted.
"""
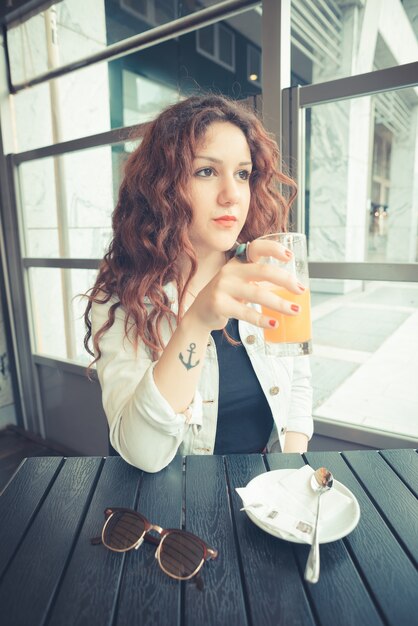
[1,0,417,448]
[119,0,177,26]
[196,22,236,72]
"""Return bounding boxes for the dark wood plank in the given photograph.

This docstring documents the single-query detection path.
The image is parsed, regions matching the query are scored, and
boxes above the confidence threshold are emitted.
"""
[0,457,102,626]
[46,457,142,626]
[0,456,63,579]
[226,453,317,626]
[266,452,307,472]
[343,450,418,566]
[114,455,184,626]
[0,428,68,493]
[184,454,249,626]
[0,465,19,491]
[306,450,418,626]
[379,449,418,498]
[0,447,60,481]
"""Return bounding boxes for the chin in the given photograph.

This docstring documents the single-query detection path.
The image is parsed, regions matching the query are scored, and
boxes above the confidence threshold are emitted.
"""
[191,228,242,256]
[217,237,239,254]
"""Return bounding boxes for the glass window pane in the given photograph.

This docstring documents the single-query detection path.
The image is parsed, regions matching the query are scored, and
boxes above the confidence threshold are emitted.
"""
[6,12,48,84]
[197,25,215,56]
[29,267,99,364]
[11,8,261,152]
[12,60,111,152]
[7,0,230,86]
[311,279,418,439]
[291,0,418,86]
[122,71,179,125]
[29,267,67,358]
[218,25,234,68]
[304,89,418,264]
[247,44,261,86]
[18,144,130,258]
[28,268,418,440]
[19,157,59,257]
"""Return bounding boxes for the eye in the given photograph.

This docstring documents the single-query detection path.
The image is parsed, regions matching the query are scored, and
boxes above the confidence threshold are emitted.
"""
[195,167,215,177]
[237,169,251,181]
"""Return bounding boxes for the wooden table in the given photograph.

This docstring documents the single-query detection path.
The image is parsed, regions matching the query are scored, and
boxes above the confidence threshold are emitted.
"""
[0,449,417,626]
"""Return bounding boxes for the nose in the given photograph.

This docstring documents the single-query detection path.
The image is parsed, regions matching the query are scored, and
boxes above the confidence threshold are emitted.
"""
[218,176,240,206]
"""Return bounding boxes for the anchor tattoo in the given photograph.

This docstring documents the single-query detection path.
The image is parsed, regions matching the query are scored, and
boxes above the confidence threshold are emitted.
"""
[179,343,200,371]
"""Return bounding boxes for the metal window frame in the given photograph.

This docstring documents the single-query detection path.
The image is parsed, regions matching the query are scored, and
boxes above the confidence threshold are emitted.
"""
[0,149,45,434]
[120,0,177,26]
[261,0,291,156]
[264,11,418,446]
[195,21,236,72]
[1,0,263,435]
[6,0,259,93]
[1,0,417,445]
[280,61,418,283]
[12,123,144,165]
[0,145,25,429]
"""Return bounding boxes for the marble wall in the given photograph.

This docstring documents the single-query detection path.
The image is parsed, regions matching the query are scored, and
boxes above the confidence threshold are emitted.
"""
[308,0,418,291]
[387,106,418,262]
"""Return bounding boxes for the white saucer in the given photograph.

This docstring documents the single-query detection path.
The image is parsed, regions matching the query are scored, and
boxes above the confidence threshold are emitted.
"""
[244,469,361,544]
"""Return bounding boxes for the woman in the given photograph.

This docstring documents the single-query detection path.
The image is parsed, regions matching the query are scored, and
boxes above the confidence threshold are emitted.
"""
[84,94,313,472]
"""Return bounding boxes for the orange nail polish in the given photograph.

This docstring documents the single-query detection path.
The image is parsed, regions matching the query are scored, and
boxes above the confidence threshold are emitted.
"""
[290,304,300,312]
[269,319,277,327]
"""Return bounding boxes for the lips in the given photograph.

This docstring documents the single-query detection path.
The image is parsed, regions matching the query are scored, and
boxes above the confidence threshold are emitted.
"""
[213,215,238,228]
[213,215,237,223]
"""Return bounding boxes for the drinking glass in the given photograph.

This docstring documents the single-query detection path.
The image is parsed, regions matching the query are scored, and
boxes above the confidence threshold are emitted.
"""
[259,232,312,357]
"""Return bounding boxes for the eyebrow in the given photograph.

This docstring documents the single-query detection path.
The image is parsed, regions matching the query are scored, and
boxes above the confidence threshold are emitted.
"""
[195,155,252,166]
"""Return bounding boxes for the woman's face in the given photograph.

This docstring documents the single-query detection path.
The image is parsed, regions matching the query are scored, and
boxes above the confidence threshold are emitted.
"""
[186,121,252,258]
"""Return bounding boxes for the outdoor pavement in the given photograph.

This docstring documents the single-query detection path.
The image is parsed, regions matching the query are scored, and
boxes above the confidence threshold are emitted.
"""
[310,282,418,440]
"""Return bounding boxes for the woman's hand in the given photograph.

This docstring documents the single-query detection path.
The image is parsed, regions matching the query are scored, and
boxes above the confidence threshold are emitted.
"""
[188,240,305,331]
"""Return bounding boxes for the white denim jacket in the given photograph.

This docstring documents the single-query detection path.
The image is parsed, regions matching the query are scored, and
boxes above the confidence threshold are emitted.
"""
[92,285,313,473]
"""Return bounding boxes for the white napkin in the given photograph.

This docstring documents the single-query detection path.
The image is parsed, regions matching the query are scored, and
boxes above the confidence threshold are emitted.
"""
[236,465,352,543]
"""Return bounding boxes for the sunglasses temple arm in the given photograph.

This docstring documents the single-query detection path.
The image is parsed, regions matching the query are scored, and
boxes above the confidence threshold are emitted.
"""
[207,547,218,560]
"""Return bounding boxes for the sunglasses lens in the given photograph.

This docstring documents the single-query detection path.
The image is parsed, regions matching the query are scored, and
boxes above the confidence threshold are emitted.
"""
[103,511,146,551]
[159,531,205,579]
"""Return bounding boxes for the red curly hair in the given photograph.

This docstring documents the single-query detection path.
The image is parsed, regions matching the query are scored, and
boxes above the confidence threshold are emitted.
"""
[84,94,297,363]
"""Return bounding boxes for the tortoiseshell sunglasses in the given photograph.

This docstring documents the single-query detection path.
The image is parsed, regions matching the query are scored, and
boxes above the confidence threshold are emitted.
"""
[91,508,218,587]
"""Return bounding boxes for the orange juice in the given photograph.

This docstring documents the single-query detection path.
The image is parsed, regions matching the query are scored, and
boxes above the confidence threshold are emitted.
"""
[262,288,312,343]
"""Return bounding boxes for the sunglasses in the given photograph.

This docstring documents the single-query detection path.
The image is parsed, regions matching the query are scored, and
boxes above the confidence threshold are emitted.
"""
[91,508,218,587]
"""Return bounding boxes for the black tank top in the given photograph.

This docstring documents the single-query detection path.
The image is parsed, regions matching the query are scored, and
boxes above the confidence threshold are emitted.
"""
[212,319,274,454]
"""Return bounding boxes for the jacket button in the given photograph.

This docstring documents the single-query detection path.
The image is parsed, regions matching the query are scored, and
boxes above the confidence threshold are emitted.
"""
[207,340,211,347]
[269,386,280,395]
[280,426,287,435]
[246,335,256,345]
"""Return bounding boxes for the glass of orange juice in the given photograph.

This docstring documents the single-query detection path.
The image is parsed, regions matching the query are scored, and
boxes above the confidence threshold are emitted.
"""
[259,232,312,357]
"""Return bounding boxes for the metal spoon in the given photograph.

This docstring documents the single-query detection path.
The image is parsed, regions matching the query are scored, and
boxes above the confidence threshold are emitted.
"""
[304,467,334,584]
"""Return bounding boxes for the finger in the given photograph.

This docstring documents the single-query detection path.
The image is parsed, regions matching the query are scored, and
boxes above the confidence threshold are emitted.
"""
[228,262,305,294]
[247,239,293,263]
[230,282,303,316]
[229,302,281,330]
